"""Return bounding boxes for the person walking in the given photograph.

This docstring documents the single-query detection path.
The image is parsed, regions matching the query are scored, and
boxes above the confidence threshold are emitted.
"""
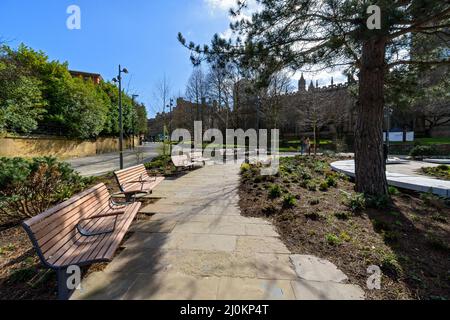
[299,137,306,156]
[305,137,311,156]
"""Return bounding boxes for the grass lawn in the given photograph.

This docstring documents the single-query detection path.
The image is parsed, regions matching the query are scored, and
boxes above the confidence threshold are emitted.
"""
[391,137,450,145]
[239,156,450,300]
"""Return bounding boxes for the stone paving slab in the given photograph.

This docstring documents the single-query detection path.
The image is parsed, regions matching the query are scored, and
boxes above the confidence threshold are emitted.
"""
[71,271,138,300]
[236,236,291,254]
[130,220,177,234]
[217,277,296,300]
[290,255,349,283]
[291,280,365,300]
[123,271,221,300]
[125,232,237,252]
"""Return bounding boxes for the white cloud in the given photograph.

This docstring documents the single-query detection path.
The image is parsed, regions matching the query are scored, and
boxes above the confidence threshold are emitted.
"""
[204,0,236,13]
[204,0,262,39]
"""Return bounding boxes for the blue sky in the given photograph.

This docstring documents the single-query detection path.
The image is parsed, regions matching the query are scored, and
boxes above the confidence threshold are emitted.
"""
[0,0,238,117]
[0,0,343,118]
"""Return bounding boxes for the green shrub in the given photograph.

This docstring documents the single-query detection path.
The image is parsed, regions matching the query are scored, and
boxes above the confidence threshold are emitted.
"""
[388,186,400,196]
[409,145,437,157]
[304,211,321,220]
[326,175,338,188]
[282,194,297,208]
[381,253,403,279]
[334,211,352,220]
[339,231,352,242]
[268,184,282,198]
[325,233,341,246]
[240,163,251,174]
[0,157,93,226]
[306,180,317,191]
[343,192,366,212]
[298,168,312,180]
[366,194,391,209]
[319,180,329,191]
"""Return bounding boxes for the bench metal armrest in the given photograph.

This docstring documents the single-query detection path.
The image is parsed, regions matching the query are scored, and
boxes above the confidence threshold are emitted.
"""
[76,211,126,237]
[109,197,133,208]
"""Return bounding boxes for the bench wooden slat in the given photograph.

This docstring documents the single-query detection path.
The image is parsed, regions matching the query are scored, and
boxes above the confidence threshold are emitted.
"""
[114,164,164,196]
[28,184,107,233]
[43,202,112,264]
[22,183,141,270]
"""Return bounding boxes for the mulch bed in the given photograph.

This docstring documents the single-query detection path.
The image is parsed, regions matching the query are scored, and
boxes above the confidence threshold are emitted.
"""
[238,156,450,300]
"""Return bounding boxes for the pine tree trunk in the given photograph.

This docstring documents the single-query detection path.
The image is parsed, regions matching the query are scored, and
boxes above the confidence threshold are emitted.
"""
[355,38,389,196]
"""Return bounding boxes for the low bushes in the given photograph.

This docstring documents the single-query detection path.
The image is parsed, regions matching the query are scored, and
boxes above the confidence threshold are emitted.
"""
[421,165,450,180]
[409,145,438,158]
[0,157,94,226]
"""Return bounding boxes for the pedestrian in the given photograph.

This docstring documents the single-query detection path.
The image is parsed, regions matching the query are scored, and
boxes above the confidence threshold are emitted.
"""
[305,137,311,156]
[299,137,306,156]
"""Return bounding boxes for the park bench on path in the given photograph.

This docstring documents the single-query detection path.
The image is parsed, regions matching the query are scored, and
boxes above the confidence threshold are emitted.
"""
[114,164,165,202]
[189,151,211,166]
[22,183,141,300]
[171,154,196,171]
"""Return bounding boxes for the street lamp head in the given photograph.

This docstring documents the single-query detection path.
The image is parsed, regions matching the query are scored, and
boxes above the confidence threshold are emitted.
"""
[112,78,118,83]
[122,68,129,74]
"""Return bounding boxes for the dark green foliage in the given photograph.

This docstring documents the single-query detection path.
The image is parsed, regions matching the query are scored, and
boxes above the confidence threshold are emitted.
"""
[0,44,147,138]
[326,175,338,188]
[0,157,94,225]
[334,211,352,220]
[409,145,438,157]
[319,180,329,191]
[282,193,297,208]
[268,184,282,199]
[366,194,391,209]
[343,192,366,212]
[388,186,400,196]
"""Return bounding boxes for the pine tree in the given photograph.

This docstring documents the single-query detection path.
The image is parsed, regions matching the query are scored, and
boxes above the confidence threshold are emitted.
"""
[179,0,450,196]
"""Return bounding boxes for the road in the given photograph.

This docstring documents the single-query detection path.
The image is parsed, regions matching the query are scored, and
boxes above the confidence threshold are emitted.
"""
[65,143,161,177]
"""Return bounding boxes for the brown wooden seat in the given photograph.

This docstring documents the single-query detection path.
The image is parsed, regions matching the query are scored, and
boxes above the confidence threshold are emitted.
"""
[114,164,165,201]
[171,155,196,170]
[22,183,141,299]
[188,151,210,165]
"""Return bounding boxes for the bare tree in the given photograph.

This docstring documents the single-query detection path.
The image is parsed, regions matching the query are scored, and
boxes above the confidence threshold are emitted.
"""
[296,87,349,155]
[153,74,172,114]
[185,67,209,122]
[261,71,294,129]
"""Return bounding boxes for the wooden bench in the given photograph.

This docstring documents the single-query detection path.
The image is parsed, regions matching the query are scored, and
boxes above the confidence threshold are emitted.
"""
[189,151,211,165]
[171,154,196,170]
[22,183,141,300]
[114,164,165,202]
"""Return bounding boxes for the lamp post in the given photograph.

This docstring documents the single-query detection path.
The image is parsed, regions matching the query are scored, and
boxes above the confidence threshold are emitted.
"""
[132,94,139,148]
[166,98,174,154]
[112,65,129,169]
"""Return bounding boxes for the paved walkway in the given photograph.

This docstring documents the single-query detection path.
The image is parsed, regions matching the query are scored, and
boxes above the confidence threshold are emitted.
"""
[72,163,364,300]
[331,160,450,197]
[65,143,161,177]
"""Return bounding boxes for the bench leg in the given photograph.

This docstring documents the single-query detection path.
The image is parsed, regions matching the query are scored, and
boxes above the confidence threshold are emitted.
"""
[57,268,72,300]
